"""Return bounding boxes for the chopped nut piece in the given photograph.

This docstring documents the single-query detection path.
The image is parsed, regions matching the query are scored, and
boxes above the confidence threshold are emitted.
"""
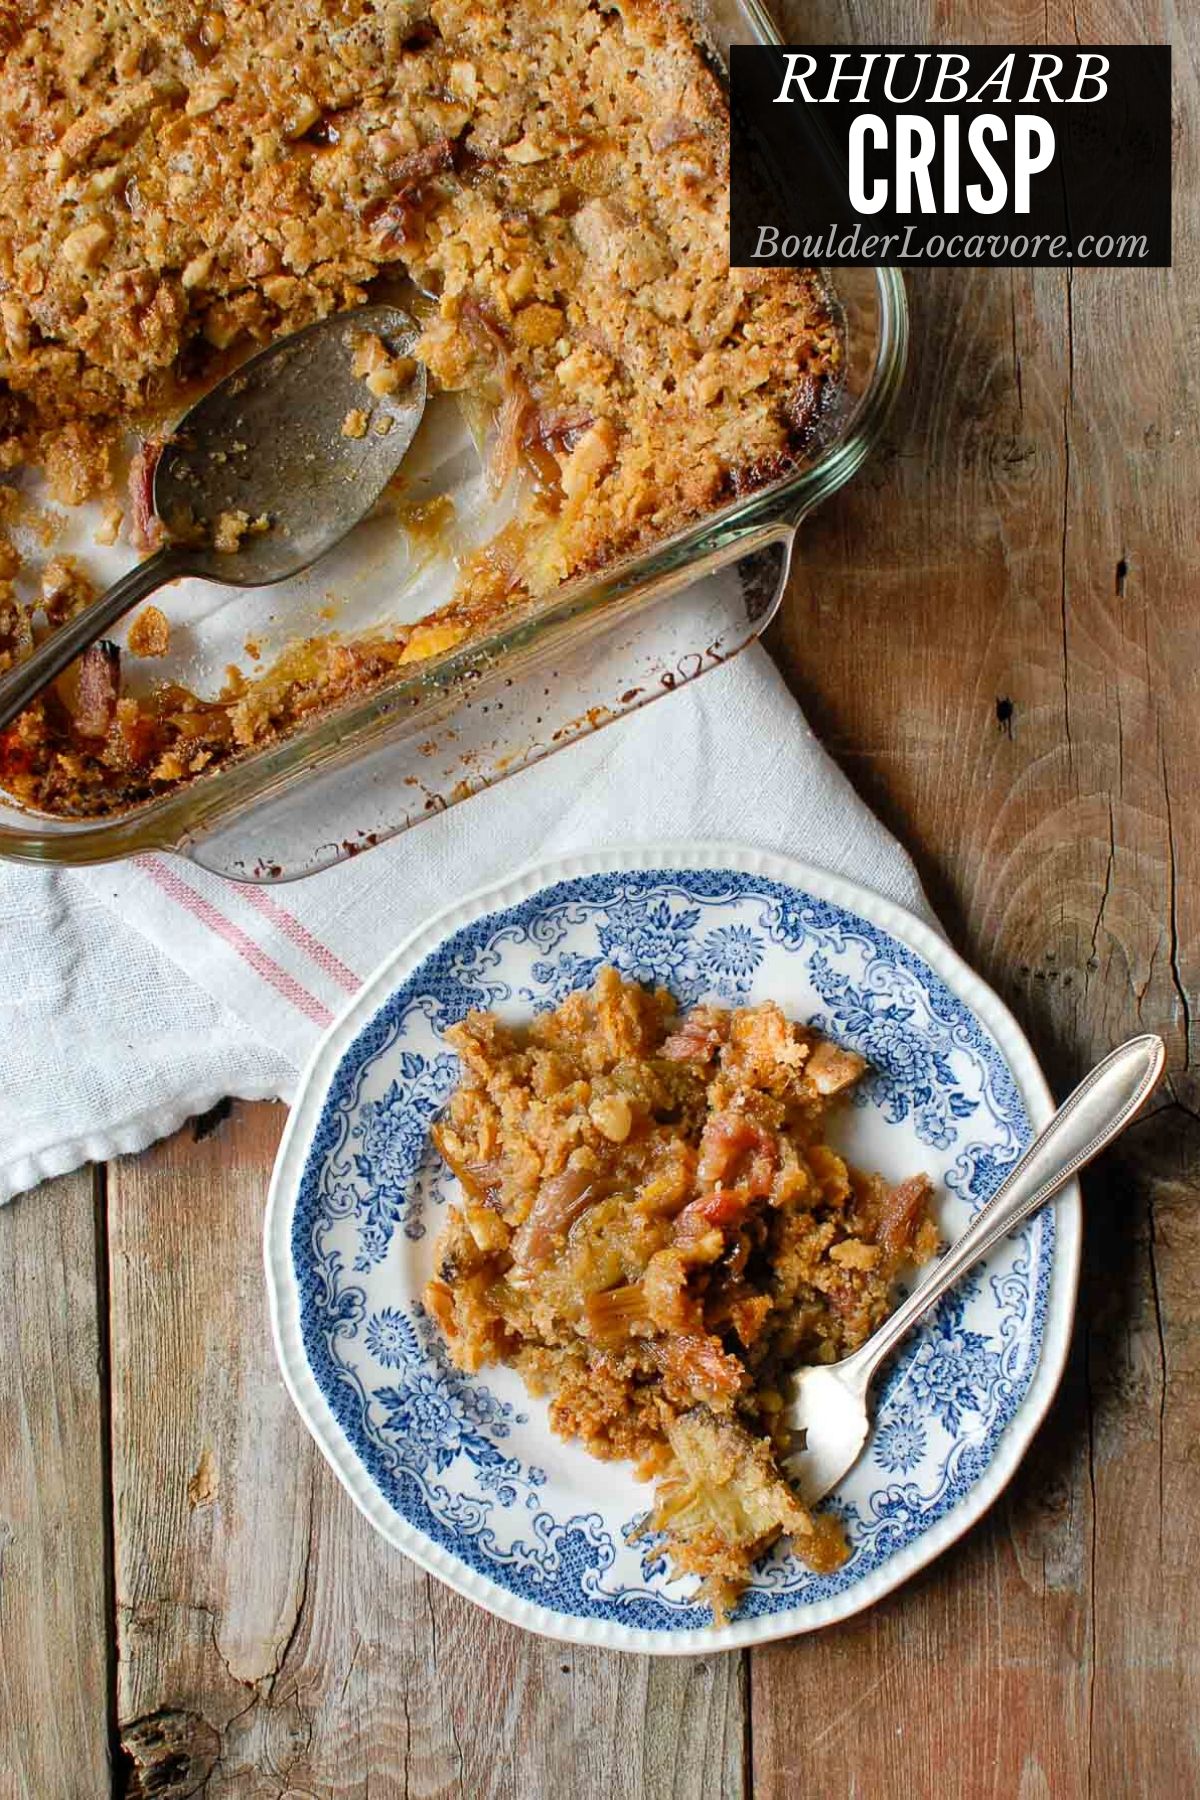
[503,134,548,164]
[63,27,104,79]
[369,358,414,397]
[805,1038,867,1097]
[512,302,563,349]
[560,420,617,501]
[93,500,123,547]
[186,78,235,117]
[61,218,112,270]
[181,251,215,291]
[150,749,187,782]
[829,1239,882,1271]
[282,95,322,139]
[80,164,122,201]
[212,509,269,553]
[449,60,478,100]
[504,263,536,305]
[127,604,171,658]
[202,297,261,350]
[351,332,415,397]
[591,1093,632,1142]
[0,297,31,357]
[350,333,389,380]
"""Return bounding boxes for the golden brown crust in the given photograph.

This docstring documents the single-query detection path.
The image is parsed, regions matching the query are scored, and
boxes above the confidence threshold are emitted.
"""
[0,0,841,817]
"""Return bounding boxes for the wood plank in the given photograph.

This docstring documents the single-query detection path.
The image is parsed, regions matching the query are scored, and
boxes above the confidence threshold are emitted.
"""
[105,1101,744,1799]
[0,1171,111,1800]
[108,1101,458,1796]
[752,0,1200,1791]
[417,1591,744,1800]
[1079,1118,1200,1799]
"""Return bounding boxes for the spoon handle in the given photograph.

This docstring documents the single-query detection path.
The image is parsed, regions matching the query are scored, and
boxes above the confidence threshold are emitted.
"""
[847,1033,1165,1387]
[0,546,187,735]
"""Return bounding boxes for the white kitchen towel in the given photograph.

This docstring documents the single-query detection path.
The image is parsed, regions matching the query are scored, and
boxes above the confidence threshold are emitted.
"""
[0,644,932,1202]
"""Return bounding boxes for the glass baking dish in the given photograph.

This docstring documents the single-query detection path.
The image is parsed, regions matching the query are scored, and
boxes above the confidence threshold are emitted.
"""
[0,0,906,883]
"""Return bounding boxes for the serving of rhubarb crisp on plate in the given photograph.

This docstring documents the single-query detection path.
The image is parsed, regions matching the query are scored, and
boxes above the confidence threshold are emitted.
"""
[267,847,1080,1652]
[425,966,940,1623]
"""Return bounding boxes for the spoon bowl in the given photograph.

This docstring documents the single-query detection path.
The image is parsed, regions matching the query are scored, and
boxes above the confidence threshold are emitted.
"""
[154,303,427,585]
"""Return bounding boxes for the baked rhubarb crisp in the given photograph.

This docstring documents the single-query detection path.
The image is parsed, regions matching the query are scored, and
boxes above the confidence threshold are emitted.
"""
[0,0,841,817]
[424,968,938,1622]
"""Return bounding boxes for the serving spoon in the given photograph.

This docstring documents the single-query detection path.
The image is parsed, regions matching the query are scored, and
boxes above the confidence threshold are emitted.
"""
[783,1031,1165,1504]
[0,303,427,736]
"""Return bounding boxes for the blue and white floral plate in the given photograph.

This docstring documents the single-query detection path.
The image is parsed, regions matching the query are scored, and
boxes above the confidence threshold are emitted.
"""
[266,845,1080,1653]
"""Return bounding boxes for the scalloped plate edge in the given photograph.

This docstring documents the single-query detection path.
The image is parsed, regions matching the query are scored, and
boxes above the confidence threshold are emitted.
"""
[264,841,1081,1654]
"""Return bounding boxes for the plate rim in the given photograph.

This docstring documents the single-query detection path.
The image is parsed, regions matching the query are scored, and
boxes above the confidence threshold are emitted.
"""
[264,841,1081,1654]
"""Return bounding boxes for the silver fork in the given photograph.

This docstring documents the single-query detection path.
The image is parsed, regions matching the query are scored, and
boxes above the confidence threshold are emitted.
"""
[783,1033,1166,1504]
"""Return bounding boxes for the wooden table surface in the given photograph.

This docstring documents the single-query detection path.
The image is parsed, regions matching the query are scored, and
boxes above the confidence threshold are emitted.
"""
[3,2,1198,1795]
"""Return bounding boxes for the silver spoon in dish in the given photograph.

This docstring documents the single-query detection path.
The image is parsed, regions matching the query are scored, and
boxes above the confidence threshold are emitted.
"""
[783,1031,1166,1505]
[0,303,427,735]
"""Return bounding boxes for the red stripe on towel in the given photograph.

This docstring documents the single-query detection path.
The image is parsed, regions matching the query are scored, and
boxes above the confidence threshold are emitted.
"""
[138,857,334,1028]
[240,887,361,995]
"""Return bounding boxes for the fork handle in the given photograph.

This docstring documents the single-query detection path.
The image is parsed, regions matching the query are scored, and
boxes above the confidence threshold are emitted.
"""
[844,1033,1165,1388]
[0,546,188,735]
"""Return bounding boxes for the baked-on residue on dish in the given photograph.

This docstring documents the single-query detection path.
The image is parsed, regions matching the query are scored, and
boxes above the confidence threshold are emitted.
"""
[0,0,841,818]
[424,969,938,1622]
